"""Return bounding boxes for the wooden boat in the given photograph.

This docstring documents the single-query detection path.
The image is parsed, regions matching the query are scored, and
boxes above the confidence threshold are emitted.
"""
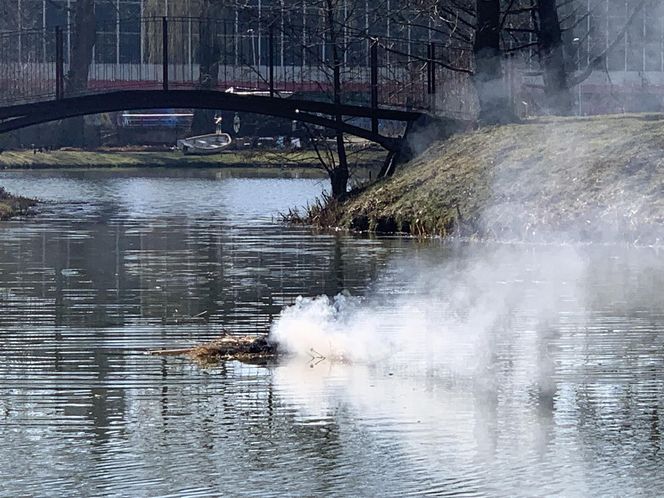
[177,132,232,155]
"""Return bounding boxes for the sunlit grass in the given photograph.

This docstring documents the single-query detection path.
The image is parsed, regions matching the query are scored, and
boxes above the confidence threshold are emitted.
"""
[0,187,37,220]
[301,114,664,242]
[0,149,383,169]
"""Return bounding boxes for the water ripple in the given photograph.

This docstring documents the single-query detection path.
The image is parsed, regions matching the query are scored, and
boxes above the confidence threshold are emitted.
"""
[0,170,663,496]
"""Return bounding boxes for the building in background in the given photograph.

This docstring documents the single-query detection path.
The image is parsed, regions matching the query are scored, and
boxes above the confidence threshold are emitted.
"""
[2,1,664,116]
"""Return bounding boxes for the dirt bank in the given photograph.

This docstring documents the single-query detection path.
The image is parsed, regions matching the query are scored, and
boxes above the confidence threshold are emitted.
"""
[0,188,36,220]
[309,114,664,243]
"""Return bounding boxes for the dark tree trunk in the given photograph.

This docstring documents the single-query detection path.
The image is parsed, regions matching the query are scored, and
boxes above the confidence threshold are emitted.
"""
[473,0,514,124]
[191,0,222,135]
[326,0,349,199]
[61,0,95,146]
[536,0,573,114]
[67,0,95,96]
[329,150,349,198]
[330,131,349,196]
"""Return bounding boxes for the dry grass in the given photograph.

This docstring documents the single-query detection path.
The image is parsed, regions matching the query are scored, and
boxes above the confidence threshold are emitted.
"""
[149,334,277,366]
[0,187,37,220]
[308,114,664,243]
[0,149,382,170]
[281,192,347,228]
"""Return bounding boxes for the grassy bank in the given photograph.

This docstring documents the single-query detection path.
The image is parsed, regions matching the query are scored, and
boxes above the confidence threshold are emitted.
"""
[0,148,384,170]
[0,188,37,220]
[307,114,664,243]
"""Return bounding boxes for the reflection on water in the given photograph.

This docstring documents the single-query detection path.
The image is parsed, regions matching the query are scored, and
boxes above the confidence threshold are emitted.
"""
[0,169,662,496]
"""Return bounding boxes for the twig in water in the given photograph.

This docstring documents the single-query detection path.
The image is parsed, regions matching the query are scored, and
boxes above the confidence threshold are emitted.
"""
[308,348,327,368]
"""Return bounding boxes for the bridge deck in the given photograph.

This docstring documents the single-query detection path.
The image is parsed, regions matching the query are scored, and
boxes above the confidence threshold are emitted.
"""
[0,16,454,149]
[0,90,426,151]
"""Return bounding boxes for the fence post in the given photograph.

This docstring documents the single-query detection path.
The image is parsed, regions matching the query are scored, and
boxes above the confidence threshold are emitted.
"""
[428,42,436,112]
[55,26,64,100]
[269,24,275,97]
[162,17,169,91]
[427,44,432,96]
[370,40,379,135]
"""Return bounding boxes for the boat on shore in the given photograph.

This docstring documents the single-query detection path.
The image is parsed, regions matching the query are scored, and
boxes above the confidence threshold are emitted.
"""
[177,132,232,155]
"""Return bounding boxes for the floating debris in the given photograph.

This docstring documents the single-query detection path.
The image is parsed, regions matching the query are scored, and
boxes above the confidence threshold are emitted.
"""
[161,310,210,325]
[148,333,277,364]
[308,348,326,368]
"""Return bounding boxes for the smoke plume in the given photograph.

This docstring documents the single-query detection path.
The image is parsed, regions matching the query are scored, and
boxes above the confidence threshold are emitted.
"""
[270,243,587,379]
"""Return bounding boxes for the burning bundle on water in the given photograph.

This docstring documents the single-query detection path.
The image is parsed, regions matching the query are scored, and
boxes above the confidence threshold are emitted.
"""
[149,333,278,363]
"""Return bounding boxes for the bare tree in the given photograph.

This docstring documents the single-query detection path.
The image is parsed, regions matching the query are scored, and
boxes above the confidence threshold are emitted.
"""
[567,0,650,87]
[324,0,350,198]
[191,0,227,135]
[535,0,573,113]
[67,0,96,96]
[502,0,651,114]
[61,0,95,145]
[474,0,516,123]
[241,0,357,197]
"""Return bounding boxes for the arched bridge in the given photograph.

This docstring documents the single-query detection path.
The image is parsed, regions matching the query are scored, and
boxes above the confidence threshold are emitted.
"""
[0,17,468,151]
[0,90,421,151]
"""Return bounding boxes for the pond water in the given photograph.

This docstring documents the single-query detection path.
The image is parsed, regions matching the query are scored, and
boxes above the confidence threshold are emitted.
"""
[0,168,662,497]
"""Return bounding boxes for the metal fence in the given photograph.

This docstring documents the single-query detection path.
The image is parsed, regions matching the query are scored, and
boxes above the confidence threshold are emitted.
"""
[0,16,472,114]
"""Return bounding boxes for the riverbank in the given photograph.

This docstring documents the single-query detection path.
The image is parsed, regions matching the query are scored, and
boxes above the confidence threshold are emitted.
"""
[305,114,664,243]
[0,148,384,170]
[0,187,36,220]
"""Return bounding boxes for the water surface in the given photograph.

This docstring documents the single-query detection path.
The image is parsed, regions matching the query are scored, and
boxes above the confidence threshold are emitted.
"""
[0,168,662,497]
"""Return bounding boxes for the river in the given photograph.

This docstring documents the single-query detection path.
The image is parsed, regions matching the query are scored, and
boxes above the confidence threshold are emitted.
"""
[0,168,662,497]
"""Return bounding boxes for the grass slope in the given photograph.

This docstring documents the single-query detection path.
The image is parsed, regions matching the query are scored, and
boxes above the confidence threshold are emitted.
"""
[0,188,37,220]
[327,114,664,242]
[0,149,382,169]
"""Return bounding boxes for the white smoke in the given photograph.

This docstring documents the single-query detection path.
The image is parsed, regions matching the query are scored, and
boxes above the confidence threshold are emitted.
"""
[266,243,594,495]
[269,243,588,380]
[267,109,664,494]
[269,293,395,363]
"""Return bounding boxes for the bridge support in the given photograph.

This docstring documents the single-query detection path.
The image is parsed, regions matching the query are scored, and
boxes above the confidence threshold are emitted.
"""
[269,25,275,97]
[371,41,379,136]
